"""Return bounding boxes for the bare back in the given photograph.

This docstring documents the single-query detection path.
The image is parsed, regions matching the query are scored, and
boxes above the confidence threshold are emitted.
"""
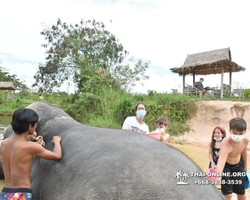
[1,138,34,188]
[1,134,62,189]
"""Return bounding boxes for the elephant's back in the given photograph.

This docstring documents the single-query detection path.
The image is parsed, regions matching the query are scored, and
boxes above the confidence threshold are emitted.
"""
[31,125,224,200]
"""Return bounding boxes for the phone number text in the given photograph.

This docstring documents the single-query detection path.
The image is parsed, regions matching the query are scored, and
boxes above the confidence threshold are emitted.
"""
[194,180,242,185]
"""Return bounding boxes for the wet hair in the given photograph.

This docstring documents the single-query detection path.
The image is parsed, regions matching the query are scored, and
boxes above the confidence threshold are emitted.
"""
[11,108,39,134]
[229,117,247,131]
[210,126,226,148]
[135,103,146,111]
[156,117,167,126]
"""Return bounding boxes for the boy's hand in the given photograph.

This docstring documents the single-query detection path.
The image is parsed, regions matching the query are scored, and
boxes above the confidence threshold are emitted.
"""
[52,136,62,143]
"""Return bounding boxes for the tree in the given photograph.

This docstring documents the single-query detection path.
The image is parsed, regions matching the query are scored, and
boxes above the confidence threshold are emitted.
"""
[33,18,150,93]
[0,61,29,90]
[0,62,8,81]
[6,74,29,90]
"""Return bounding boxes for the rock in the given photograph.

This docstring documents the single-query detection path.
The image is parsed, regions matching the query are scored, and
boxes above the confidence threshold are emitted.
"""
[186,101,250,143]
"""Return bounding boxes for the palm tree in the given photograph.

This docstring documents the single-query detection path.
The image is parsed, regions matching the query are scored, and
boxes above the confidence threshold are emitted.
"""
[183,173,190,182]
[175,170,183,182]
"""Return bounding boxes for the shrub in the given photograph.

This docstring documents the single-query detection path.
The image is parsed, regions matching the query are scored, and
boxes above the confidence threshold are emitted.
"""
[244,89,250,100]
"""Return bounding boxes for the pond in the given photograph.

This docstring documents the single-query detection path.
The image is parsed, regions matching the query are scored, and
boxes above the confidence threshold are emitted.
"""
[0,115,12,140]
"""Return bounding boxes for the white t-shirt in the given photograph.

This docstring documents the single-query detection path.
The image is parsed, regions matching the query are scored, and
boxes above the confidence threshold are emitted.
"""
[122,116,149,134]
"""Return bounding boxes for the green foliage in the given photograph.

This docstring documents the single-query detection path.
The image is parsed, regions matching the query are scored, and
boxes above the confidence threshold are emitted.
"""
[142,103,165,131]
[0,65,8,81]
[167,121,190,136]
[34,18,150,93]
[243,89,250,100]
[113,96,134,125]
[168,101,196,123]
[0,65,28,90]
[112,92,196,135]
[0,89,197,138]
[0,91,4,104]
[0,96,27,114]
[88,116,121,129]
[0,91,55,114]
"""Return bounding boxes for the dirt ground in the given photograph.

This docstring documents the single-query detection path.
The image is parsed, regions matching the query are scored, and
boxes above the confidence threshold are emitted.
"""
[169,141,250,200]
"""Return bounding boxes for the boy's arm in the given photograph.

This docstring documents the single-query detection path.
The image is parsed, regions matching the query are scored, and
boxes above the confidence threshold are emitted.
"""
[216,143,230,181]
[241,140,248,172]
[31,136,62,161]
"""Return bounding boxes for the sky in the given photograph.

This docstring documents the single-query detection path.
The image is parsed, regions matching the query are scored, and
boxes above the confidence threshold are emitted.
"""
[0,0,250,94]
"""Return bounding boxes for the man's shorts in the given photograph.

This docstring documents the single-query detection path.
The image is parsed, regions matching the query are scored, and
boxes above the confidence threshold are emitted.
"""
[0,187,32,200]
[221,159,245,195]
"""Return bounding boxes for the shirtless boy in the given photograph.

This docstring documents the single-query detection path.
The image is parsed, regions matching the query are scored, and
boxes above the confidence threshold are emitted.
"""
[146,117,170,143]
[0,108,62,199]
[216,117,248,200]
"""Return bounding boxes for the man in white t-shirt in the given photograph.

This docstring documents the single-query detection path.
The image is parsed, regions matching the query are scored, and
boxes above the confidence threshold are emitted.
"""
[122,103,149,134]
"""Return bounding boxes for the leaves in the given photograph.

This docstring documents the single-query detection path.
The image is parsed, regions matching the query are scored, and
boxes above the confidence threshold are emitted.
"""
[0,63,28,90]
[34,18,150,93]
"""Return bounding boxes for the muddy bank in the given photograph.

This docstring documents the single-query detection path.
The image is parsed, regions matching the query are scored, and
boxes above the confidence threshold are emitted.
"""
[186,100,250,143]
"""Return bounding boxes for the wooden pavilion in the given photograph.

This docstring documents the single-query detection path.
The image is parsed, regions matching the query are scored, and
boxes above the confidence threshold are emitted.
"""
[0,82,19,90]
[170,47,245,98]
[0,82,20,99]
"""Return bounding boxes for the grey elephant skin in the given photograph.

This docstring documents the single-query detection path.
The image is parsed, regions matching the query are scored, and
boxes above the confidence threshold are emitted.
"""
[2,102,225,200]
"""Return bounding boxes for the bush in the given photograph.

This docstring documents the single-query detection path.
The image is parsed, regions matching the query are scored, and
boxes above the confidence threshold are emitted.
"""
[1,89,197,137]
[167,121,190,136]
[244,89,250,100]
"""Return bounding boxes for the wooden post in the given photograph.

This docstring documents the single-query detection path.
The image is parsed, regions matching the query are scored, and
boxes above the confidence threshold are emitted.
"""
[229,68,232,93]
[221,62,224,99]
[193,73,195,85]
[182,74,186,94]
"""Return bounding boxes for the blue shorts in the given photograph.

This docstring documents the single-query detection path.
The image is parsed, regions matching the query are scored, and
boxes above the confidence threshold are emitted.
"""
[0,187,32,200]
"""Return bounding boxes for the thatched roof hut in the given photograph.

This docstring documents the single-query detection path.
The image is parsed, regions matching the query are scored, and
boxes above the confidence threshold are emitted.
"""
[0,82,20,90]
[170,47,245,98]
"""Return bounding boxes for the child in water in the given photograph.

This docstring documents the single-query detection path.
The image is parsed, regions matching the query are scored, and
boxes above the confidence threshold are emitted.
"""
[208,126,226,169]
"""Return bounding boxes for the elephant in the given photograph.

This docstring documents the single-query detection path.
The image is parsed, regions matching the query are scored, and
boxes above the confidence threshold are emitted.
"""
[1,102,225,200]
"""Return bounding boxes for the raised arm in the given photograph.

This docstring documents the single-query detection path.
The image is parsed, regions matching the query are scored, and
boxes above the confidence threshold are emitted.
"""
[215,142,230,182]
[31,136,62,161]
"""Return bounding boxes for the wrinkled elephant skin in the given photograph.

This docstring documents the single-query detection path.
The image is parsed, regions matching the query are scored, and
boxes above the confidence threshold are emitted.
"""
[2,102,225,200]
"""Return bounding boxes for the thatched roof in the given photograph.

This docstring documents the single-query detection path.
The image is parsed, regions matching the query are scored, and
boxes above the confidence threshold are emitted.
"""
[0,82,20,90]
[170,47,245,76]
